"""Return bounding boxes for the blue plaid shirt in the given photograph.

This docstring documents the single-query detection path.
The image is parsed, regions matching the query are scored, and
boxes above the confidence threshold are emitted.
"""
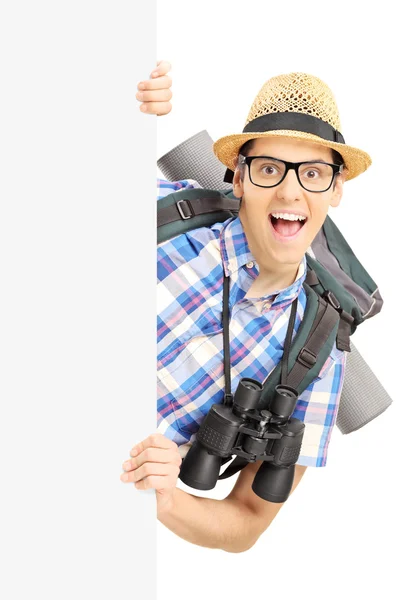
[157,179,346,467]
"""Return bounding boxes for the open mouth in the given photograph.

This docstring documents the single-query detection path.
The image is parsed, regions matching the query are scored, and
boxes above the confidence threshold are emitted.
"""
[269,213,308,241]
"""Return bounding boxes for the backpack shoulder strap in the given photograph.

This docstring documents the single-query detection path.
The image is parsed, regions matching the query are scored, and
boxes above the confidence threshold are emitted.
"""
[305,254,356,351]
[157,188,239,244]
[260,279,341,404]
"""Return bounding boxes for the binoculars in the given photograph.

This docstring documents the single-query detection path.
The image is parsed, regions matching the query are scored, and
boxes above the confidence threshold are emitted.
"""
[179,378,305,503]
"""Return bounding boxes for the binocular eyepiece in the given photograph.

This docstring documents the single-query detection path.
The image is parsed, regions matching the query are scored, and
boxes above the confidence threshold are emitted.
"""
[179,378,304,503]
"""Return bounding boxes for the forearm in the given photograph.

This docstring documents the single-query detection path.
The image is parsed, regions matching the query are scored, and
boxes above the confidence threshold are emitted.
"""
[157,487,257,553]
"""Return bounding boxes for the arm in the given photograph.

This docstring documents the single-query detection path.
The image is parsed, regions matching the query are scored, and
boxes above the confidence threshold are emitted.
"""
[155,352,345,550]
[121,433,307,553]
[151,352,345,550]
[158,460,307,553]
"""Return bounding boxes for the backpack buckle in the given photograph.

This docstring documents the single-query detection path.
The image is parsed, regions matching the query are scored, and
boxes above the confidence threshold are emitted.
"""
[176,199,194,220]
[297,348,317,368]
[322,290,341,310]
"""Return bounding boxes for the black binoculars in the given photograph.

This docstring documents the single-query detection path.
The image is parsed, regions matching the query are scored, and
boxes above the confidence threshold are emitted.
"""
[179,378,304,503]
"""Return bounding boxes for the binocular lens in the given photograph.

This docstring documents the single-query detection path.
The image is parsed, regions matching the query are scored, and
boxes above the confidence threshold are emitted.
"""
[243,381,260,391]
[269,385,299,419]
[234,378,263,411]
[275,385,297,399]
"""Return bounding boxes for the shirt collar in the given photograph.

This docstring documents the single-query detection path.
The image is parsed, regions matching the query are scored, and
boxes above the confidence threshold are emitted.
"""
[220,216,307,303]
[220,216,255,276]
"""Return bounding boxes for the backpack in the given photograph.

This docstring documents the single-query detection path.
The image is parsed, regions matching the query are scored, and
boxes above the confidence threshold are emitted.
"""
[157,185,383,477]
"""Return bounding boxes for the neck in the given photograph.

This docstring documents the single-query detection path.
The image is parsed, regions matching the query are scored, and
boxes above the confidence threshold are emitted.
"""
[245,264,300,299]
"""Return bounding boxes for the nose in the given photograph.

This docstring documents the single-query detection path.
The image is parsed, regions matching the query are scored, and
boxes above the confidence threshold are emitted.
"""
[276,167,303,202]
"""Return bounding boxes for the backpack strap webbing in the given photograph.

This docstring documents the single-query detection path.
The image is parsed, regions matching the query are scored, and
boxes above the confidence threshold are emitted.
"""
[285,294,339,390]
[258,282,340,405]
[305,260,354,353]
[157,188,240,244]
[157,194,240,227]
[336,313,353,352]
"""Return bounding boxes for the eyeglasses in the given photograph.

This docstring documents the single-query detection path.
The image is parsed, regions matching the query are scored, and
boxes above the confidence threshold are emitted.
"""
[239,155,344,193]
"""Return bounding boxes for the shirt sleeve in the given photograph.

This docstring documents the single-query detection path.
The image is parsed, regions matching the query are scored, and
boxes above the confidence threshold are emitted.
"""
[157,178,203,201]
[292,344,347,467]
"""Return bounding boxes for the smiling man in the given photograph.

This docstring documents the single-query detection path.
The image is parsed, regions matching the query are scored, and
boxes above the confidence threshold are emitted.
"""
[121,66,372,553]
[230,136,345,298]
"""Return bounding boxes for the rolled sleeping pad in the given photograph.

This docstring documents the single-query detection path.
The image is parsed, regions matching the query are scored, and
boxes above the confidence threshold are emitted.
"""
[157,130,393,434]
[336,343,392,433]
[157,130,232,192]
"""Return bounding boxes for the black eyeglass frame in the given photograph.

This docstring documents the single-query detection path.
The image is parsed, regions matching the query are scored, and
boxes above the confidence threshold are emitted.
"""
[239,155,344,193]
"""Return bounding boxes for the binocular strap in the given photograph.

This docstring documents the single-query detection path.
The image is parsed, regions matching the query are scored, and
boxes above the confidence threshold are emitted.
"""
[219,276,298,481]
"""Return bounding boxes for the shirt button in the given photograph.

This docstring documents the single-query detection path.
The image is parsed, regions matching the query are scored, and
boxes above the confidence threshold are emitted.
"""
[246,261,254,269]
[263,302,271,311]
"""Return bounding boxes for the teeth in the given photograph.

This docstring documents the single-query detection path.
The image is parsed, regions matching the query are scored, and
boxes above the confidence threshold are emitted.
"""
[271,212,307,222]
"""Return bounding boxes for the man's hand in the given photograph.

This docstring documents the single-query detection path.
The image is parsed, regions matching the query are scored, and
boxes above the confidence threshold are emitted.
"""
[120,432,182,511]
[136,60,172,116]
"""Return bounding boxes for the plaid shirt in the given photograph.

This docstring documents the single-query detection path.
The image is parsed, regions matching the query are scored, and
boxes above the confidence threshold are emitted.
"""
[157,179,346,467]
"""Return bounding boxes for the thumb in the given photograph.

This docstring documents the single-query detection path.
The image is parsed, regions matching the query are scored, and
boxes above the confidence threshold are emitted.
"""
[151,60,172,79]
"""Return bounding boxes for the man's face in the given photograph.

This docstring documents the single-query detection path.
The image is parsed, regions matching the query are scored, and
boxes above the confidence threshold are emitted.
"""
[233,137,345,273]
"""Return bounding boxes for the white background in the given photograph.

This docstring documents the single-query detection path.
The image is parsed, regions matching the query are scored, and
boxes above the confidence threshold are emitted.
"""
[157,1,399,598]
[1,2,157,599]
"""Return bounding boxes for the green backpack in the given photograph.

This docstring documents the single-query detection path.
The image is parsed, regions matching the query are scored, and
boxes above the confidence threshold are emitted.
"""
[157,186,383,476]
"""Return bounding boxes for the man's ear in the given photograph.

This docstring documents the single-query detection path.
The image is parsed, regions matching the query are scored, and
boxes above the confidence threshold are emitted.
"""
[232,166,244,199]
[329,171,346,208]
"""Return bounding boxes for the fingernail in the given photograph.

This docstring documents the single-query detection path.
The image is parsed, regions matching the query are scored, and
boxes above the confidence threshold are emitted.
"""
[123,461,131,470]
[138,83,145,90]
[130,446,138,456]
[136,92,144,101]
[140,104,147,112]
[121,473,129,482]
[151,71,158,77]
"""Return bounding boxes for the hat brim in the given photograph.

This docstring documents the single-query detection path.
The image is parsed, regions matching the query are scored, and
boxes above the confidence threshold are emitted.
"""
[213,130,372,181]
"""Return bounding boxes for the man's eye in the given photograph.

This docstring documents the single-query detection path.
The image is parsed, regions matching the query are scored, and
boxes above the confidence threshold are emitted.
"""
[305,169,320,179]
[262,166,277,175]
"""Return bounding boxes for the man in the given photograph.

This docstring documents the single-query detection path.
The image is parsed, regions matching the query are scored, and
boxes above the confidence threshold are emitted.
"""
[120,63,371,553]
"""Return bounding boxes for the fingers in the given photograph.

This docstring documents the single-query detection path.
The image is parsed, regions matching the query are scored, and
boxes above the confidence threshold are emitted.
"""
[122,462,180,485]
[131,432,178,455]
[137,75,172,91]
[136,60,172,116]
[120,433,182,491]
[136,88,172,103]
[123,447,182,471]
[139,101,172,116]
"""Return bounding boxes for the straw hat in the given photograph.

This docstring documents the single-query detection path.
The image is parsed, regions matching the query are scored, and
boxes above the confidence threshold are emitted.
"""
[213,72,371,181]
